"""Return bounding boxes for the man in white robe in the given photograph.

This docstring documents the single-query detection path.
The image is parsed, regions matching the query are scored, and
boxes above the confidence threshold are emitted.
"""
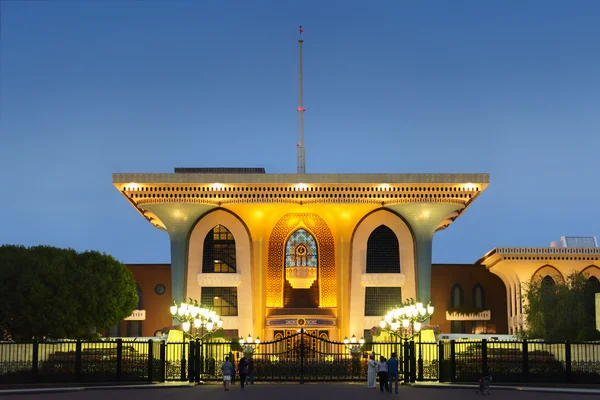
[367,354,377,388]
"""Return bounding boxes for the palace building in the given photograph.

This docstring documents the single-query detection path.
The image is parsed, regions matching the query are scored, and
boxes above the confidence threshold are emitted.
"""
[112,170,492,341]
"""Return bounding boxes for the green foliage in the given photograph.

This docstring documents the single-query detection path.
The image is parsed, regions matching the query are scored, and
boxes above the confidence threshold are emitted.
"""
[576,327,600,342]
[523,271,600,341]
[0,245,138,341]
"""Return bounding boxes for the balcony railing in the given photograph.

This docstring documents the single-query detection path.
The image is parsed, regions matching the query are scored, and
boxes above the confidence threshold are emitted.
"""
[446,310,491,321]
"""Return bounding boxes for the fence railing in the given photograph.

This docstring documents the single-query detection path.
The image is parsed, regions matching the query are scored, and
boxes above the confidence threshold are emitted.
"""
[1,339,599,385]
[0,339,162,384]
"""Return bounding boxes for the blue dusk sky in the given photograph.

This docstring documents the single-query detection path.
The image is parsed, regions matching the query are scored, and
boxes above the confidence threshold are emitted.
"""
[0,1,598,265]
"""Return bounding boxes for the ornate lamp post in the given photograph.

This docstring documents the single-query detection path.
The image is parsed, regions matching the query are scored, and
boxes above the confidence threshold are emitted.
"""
[379,300,434,381]
[343,334,365,356]
[170,300,224,340]
[239,333,261,356]
[169,300,224,382]
[343,334,365,376]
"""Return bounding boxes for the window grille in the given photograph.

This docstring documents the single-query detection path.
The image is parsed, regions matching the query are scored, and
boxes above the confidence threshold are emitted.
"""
[366,225,400,273]
[203,225,236,273]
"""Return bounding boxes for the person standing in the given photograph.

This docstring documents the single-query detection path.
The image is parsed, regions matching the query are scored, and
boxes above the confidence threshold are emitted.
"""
[367,354,377,389]
[387,352,400,394]
[237,355,249,390]
[376,356,389,393]
[248,357,255,384]
[221,356,234,391]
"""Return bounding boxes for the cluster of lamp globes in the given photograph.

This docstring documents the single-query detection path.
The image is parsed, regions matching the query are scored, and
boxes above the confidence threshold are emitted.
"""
[343,334,365,346]
[379,302,435,333]
[239,334,261,346]
[169,302,224,334]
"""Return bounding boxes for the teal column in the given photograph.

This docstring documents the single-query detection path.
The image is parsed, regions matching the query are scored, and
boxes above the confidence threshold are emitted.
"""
[386,203,464,305]
[141,203,216,306]
[169,231,189,304]
[413,230,434,304]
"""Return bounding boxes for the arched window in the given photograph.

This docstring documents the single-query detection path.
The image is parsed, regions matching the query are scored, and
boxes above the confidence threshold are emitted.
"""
[135,284,143,309]
[366,225,400,273]
[587,276,600,293]
[473,284,485,309]
[450,284,465,334]
[203,225,236,273]
[127,284,143,337]
[285,228,317,268]
[450,284,464,307]
[542,275,556,288]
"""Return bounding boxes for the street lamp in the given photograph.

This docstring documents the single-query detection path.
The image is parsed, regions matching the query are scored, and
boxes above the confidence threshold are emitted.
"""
[170,299,224,382]
[379,300,434,381]
[343,334,365,355]
[239,334,261,355]
[170,299,224,341]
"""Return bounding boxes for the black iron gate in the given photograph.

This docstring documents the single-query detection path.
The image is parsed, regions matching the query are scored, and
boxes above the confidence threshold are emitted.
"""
[165,330,439,383]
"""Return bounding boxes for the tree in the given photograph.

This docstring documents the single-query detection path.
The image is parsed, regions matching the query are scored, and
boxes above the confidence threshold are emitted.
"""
[523,271,600,341]
[0,245,138,341]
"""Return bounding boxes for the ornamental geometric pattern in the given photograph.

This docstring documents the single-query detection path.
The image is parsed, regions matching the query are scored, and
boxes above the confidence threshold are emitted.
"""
[266,213,337,308]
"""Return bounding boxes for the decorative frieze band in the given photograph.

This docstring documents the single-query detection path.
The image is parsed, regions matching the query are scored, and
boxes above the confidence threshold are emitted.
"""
[113,173,490,185]
[361,273,406,287]
[266,318,337,327]
[446,310,491,321]
[197,273,242,287]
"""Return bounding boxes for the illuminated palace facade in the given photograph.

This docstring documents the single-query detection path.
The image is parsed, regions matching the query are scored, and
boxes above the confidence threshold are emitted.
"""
[113,169,492,340]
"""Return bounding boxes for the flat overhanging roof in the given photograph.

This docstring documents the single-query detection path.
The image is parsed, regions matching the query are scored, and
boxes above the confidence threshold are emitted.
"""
[113,172,490,185]
[477,247,600,269]
[112,172,490,231]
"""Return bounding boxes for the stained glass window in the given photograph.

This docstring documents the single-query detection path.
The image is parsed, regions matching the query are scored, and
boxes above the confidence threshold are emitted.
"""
[285,229,318,268]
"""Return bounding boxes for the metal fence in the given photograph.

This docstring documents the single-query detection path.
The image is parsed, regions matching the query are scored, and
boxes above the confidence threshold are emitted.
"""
[0,340,162,384]
[1,337,599,385]
[442,340,600,384]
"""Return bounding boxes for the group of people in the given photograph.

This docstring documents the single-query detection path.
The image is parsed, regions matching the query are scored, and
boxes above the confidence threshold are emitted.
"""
[367,353,400,393]
[220,355,254,391]
[221,352,401,393]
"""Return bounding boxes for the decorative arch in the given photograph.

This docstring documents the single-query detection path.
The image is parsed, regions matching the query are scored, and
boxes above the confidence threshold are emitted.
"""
[472,283,485,309]
[349,209,415,335]
[531,264,564,284]
[266,213,336,308]
[581,265,600,280]
[366,225,400,273]
[187,209,253,335]
[203,224,236,273]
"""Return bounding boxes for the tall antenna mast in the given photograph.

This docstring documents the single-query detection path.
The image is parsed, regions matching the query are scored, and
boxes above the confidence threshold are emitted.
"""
[297,26,306,174]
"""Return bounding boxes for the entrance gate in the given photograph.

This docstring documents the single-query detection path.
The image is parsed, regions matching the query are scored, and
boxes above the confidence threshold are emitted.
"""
[165,330,439,383]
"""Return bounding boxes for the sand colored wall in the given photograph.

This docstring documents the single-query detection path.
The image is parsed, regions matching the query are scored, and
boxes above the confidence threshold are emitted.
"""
[188,209,254,337]
[348,209,415,336]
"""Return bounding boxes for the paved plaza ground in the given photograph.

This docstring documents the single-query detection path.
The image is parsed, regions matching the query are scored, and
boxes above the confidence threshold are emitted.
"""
[0,383,596,400]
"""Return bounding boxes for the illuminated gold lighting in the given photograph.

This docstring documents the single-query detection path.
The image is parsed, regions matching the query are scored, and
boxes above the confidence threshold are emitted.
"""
[212,183,224,191]
[379,184,391,191]
[465,182,475,191]
[295,183,308,191]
